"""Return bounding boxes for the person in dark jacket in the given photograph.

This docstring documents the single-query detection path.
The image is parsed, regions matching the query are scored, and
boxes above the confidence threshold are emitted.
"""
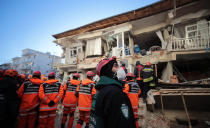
[90,56,136,128]
[140,62,155,103]
[0,69,19,128]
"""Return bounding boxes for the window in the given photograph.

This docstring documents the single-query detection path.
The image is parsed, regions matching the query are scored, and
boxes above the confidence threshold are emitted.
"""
[85,38,102,56]
[69,46,83,64]
[185,24,197,38]
[70,47,77,57]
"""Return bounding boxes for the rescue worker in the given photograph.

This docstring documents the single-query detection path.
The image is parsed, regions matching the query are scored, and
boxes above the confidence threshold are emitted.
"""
[90,56,136,128]
[124,73,141,128]
[121,63,128,74]
[62,73,80,128]
[140,62,155,103]
[0,69,19,128]
[134,61,144,96]
[76,71,96,128]
[17,70,43,128]
[38,72,63,128]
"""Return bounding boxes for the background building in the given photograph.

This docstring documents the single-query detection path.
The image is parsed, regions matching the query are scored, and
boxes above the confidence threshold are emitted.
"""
[0,63,12,70]
[12,48,61,76]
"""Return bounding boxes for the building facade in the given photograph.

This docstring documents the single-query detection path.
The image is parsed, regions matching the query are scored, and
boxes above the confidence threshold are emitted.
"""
[12,49,61,76]
[53,0,210,83]
[0,63,12,70]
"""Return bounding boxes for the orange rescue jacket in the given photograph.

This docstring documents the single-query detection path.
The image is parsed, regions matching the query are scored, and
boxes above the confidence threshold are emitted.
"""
[123,80,141,109]
[63,79,80,108]
[76,78,96,111]
[18,78,43,112]
[39,79,63,111]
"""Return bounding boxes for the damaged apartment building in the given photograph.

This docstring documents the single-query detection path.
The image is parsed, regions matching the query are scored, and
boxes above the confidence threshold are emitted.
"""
[53,0,210,83]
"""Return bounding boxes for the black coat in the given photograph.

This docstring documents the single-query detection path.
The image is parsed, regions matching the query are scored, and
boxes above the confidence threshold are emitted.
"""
[93,76,136,128]
[0,77,19,128]
[0,77,18,101]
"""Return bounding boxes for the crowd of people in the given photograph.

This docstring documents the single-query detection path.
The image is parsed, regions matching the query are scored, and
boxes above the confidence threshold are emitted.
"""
[0,56,156,128]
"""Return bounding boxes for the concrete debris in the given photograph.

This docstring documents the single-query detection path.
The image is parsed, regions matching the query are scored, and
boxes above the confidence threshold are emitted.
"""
[138,99,170,128]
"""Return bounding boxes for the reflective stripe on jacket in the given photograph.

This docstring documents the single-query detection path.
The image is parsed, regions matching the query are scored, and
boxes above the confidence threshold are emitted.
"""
[141,67,154,82]
[18,78,43,112]
[63,79,80,107]
[77,78,96,111]
[39,79,63,111]
[149,82,155,87]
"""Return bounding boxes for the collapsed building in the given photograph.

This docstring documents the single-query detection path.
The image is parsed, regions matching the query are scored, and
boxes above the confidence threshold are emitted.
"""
[53,0,210,84]
[53,0,210,127]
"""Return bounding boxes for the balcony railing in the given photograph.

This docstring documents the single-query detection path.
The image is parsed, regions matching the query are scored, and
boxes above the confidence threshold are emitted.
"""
[170,36,210,51]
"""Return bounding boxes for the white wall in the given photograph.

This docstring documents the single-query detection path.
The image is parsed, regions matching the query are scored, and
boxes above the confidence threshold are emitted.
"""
[33,53,60,75]
[12,49,61,75]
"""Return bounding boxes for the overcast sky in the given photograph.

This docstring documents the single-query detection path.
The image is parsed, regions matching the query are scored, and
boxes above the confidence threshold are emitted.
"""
[0,0,159,64]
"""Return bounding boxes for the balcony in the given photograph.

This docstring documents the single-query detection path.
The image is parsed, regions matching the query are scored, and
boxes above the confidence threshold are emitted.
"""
[170,36,210,51]
[170,22,210,51]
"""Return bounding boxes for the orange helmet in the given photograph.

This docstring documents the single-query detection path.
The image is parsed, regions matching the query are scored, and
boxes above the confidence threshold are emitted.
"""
[4,69,18,77]
[126,73,135,77]
[86,71,95,77]
[73,73,79,78]
[146,62,151,66]
[33,70,41,76]
[48,72,55,77]
[20,74,26,79]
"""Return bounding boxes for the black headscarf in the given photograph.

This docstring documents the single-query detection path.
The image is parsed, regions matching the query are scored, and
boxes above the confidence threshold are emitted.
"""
[100,59,117,78]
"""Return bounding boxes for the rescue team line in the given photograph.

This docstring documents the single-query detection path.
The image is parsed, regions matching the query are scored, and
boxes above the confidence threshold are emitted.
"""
[0,58,156,128]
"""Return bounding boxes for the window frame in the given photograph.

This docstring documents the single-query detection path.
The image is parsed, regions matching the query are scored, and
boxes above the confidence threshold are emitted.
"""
[185,24,198,38]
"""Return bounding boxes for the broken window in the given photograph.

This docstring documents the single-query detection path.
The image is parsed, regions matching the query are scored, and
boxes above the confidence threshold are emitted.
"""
[69,46,82,64]
[104,31,133,57]
[70,47,77,57]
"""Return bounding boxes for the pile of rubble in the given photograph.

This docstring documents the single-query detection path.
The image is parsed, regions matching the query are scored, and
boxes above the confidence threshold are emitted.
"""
[138,99,170,128]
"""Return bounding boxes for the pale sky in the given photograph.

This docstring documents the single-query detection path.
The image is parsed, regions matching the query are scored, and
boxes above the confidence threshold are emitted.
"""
[0,0,159,64]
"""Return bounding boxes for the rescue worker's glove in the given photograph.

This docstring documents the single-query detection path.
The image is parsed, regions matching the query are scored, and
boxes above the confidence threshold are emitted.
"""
[48,100,55,106]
